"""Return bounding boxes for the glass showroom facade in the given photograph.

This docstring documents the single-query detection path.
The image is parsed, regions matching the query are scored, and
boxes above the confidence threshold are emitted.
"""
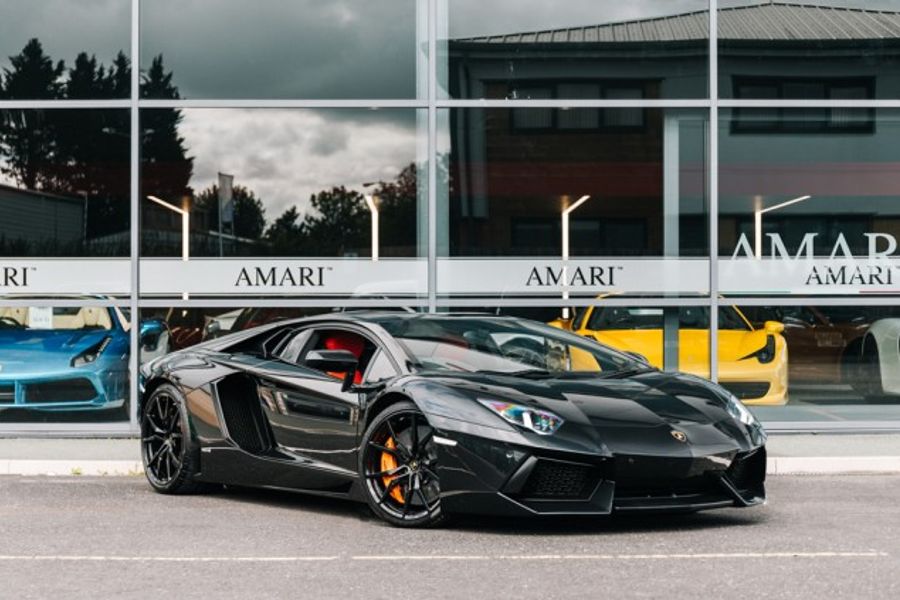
[3,0,900,432]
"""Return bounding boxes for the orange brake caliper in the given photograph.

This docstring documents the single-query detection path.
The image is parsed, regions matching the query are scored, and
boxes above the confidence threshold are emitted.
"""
[380,438,406,504]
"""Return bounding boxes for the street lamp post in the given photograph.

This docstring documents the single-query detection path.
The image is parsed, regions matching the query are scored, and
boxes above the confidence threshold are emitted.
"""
[561,195,591,320]
[363,194,380,262]
[754,195,811,258]
[147,195,190,299]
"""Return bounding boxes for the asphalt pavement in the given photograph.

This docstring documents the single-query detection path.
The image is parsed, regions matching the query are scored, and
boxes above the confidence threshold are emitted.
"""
[1,474,898,599]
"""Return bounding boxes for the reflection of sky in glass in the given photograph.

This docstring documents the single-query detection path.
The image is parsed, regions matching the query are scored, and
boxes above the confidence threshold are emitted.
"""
[140,0,419,99]
[177,109,420,218]
[0,0,130,71]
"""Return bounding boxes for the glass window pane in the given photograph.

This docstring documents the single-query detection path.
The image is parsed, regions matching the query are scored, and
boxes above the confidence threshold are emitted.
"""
[1,109,130,297]
[0,0,131,99]
[0,304,131,423]
[719,108,900,297]
[737,304,900,423]
[140,108,426,299]
[440,0,709,99]
[437,108,709,299]
[141,0,424,99]
[719,0,900,99]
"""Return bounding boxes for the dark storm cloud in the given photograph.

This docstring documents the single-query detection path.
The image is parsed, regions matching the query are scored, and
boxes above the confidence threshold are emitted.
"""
[179,108,420,219]
[140,0,420,99]
[0,0,130,70]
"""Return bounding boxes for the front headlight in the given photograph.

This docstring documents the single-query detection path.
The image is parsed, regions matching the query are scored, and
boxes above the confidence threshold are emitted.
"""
[71,336,111,367]
[725,393,758,427]
[740,334,776,364]
[478,399,564,435]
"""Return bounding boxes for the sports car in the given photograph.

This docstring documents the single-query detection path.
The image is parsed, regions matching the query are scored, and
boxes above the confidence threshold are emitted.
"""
[139,311,767,527]
[856,318,900,399]
[0,304,168,414]
[557,306,788,406]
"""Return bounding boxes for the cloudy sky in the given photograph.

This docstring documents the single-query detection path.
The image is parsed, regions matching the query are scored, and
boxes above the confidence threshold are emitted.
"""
[178,108,421,219]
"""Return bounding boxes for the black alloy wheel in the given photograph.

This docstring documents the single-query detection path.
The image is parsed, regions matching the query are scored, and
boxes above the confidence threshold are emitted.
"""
[360,401,446,527]
[141,384,203,494]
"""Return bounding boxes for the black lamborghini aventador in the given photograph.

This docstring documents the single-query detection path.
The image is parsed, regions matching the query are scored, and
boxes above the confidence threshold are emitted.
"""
[139,312,767,527]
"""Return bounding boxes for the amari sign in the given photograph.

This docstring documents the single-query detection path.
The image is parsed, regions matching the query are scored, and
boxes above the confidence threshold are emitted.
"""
[720,232,900,294]
[140,259,426,297]
[0,261,129,295]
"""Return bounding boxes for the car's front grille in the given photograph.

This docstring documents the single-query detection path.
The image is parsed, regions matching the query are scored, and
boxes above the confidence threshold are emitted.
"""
[720,381,770,400]
[0,383,15,402]
[520,459,599,500]
[24,379,97,403]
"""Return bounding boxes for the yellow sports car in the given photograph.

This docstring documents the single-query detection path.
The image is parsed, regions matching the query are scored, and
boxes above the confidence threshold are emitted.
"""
[555,306,788,406]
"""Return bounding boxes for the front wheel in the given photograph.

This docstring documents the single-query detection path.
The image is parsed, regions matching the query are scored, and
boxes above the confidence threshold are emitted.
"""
[360,401,446,528]
[141,384,204,494]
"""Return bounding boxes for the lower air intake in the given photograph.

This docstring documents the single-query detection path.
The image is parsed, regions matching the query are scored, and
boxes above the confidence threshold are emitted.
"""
[520,459,599,500]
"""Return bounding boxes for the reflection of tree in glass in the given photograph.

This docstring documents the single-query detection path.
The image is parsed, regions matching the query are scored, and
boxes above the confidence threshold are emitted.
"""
[0,39,192,257]
[194,184,267,241]
[263,163,419,257]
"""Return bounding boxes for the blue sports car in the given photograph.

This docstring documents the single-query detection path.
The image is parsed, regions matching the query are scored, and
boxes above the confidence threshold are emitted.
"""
[0,305,169,414]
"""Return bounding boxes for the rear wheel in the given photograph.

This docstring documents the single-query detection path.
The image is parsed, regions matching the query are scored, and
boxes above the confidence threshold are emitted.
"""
[360,401,446,528]
[141,384,204,494]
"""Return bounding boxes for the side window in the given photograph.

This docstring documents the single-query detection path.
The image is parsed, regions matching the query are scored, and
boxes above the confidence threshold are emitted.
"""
[277,330,312,364]
[365,350,399,383]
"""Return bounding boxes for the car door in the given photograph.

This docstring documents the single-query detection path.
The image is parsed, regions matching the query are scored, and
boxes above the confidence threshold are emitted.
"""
[254,324,389,473]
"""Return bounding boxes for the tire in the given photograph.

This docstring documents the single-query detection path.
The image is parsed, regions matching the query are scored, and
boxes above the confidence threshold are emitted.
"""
[359,400,447,528]
[141,383,205,494]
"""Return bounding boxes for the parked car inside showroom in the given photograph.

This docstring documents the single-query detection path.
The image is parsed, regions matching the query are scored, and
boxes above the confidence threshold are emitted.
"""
[555,305,788,405]
[139,311,767,527]
[0,303,168,415]
[738,305,869,387]
[856,318,900,399]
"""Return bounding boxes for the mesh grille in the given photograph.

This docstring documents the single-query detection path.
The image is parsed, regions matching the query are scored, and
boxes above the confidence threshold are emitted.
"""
[24,379,97,403]
[520,460,597,500]
[0,383,14,402]
[720,382,770,400]
[217,380,272,454]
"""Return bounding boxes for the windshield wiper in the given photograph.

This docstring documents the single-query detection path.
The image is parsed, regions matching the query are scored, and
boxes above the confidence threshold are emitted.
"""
[474,368,557,379]
[600,366,657,379]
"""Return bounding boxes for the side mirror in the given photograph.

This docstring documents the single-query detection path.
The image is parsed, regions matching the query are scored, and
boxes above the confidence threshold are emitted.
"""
[204,320,221,338]
[625,351,651,365]
[305,349,358,374]
[305,349,358,392]
[763,320,785,334]
[139,318,168,351]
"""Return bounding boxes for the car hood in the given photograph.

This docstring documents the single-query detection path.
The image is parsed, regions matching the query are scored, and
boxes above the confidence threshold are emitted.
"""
[0,329,110,374]
[416,369,755,458]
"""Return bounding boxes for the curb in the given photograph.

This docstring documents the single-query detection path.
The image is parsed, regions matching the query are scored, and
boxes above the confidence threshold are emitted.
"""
[0,460,142,476]
[769,456,900,475]
[2,458,900,477]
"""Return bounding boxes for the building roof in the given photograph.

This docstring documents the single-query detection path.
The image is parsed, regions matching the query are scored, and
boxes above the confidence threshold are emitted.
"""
[455,2,900,45]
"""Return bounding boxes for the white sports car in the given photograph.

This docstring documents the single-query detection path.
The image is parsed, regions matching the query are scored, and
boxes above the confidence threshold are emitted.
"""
[858,319,900,398]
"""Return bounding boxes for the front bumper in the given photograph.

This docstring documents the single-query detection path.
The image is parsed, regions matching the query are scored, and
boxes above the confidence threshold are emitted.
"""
[431,428,766,517]
[0,367,128,412]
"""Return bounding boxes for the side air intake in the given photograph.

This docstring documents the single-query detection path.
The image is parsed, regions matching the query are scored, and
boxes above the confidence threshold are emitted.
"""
[216,374,274,454]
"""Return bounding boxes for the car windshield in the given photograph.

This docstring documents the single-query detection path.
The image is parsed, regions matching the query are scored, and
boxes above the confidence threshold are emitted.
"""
[0,306,113,331]
[586,306,751,331]
[374,316,643,376]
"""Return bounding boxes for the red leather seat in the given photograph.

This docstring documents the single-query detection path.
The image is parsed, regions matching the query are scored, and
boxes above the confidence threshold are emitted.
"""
[322,332,365,384]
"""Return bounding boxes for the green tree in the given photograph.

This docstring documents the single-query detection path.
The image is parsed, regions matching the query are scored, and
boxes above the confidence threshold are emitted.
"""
[300,186,369,256]
[140,54,194,241]
[195,184,267,241]
[0,39,65,189]
[264,206,305,255]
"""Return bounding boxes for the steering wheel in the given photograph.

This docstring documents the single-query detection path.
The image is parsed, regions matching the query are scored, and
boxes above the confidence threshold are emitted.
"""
[0,316,23,328]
